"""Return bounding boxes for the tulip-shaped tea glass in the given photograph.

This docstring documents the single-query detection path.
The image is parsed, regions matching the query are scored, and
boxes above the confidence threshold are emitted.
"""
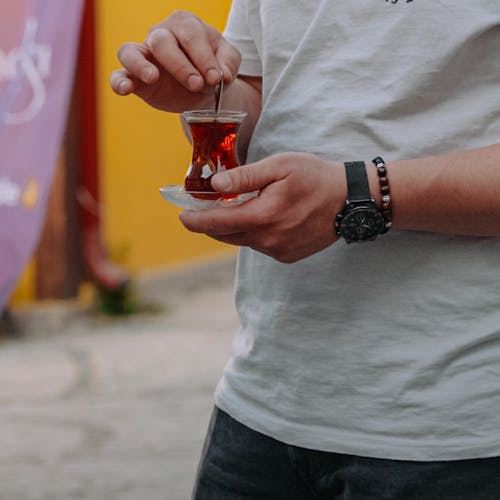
[160,109,255,210]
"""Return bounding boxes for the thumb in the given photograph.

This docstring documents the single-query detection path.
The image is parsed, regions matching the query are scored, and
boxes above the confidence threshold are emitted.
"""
[211,160,284,194]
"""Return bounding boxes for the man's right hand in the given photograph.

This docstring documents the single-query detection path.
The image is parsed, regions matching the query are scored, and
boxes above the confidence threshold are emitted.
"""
[109,10,241,113]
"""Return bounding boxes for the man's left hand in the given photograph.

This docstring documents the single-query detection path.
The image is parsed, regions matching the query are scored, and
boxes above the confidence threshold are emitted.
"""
[179,152,346,263]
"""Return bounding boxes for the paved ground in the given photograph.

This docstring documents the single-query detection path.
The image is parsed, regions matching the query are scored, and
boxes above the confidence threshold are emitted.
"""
[0,257,238,500]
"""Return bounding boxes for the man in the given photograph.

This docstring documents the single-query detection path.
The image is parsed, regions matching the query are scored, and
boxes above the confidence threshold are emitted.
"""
[111,1,500,498]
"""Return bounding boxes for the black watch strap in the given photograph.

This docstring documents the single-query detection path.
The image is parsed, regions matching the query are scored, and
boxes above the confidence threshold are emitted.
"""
[344,161,372,201]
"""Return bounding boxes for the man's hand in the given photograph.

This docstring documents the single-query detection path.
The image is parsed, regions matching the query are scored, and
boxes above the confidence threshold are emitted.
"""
[109,10,241,112]
[179,153,347,263]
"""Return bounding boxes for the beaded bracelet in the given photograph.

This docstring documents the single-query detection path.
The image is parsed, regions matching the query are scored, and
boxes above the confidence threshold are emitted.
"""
[371,156,392,233]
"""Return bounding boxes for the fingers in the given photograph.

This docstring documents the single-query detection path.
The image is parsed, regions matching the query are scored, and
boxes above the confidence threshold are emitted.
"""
[214,35,241,83]
[109,69,135,96]
[212,157,289,194]
[179,201,264,236]
[146,28,207,92]
[179,206,308,263]
[178,205,276,258]
[110,42,160,95]
[112,11,241,101]
[145,11,240,91]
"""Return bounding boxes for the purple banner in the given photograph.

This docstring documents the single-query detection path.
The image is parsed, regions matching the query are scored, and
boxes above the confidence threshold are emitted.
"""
[0,0,84,309]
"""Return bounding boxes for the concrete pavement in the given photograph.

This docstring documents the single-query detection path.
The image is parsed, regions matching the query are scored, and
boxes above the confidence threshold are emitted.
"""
[0,257,238,500]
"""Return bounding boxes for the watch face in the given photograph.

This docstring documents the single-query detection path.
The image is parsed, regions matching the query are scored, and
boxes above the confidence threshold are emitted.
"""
[337,205,385,243]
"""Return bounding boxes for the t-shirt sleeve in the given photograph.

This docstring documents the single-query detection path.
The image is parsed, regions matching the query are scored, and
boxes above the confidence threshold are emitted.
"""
[223,0,262,77]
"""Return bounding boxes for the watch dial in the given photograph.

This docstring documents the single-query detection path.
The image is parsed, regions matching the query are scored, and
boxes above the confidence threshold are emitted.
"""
[339,207,385,242]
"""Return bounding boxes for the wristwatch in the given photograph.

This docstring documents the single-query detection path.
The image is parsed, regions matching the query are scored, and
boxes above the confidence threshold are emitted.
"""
[335,161,386,243]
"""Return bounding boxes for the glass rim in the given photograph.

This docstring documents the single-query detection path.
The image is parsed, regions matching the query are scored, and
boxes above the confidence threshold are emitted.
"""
[181,109,247,123]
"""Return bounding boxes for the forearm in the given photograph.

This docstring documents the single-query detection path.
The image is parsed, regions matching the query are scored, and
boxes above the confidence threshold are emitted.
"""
[368,142,500,236]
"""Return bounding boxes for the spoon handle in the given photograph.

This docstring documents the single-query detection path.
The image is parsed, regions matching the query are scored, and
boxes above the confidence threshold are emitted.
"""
[214,71,224,116]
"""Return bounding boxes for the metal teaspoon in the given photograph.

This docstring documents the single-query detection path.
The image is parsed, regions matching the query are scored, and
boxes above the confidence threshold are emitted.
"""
[214,70,224,116]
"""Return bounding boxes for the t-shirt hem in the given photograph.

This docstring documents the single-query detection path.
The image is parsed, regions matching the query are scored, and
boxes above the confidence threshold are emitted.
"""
[215,392,500,462]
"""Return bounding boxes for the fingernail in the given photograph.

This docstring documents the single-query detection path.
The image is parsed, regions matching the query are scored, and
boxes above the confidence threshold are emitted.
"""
[146,28,168,48]
[221,65,232,82]
[118,80,129,95]
[179,210,194,223]
[187,74,204,91]
[212,173,232,192]
[140,67,154,83]
[207,68,221,84]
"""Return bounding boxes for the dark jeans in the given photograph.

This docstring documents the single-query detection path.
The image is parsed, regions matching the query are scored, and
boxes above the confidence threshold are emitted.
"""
[192,407,500,500]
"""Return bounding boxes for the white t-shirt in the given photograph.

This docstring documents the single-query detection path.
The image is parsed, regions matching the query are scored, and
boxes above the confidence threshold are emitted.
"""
[216,0,500,461]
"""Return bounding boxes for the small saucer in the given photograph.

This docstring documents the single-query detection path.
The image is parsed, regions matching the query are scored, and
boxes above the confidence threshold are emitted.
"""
[159,185,257,210]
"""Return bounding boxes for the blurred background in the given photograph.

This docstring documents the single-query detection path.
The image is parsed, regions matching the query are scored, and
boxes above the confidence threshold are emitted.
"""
[7,0,235,312]
[0,1,237,499]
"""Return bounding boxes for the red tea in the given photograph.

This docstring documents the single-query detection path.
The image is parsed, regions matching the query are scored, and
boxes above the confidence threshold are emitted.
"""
[182,111,246,200]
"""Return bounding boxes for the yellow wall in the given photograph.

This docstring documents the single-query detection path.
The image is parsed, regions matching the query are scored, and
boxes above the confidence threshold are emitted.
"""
[96,0,235,274]
[9,261,35,304]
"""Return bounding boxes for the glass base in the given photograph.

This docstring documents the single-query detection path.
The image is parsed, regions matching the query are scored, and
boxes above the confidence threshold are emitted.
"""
[159,185,257,210]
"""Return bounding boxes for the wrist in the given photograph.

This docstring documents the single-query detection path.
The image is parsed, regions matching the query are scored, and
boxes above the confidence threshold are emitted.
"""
[335,160,389,243]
